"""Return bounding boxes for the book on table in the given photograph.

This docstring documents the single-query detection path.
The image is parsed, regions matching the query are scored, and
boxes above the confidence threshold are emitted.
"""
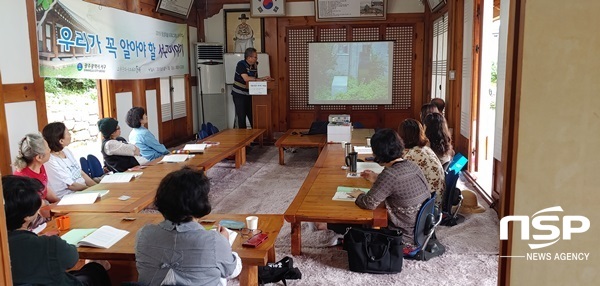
[211,227,238,246]
[61,226,129,249]
[78,189,110,197]
[356,162,384,174]
[100,172,142,183]
[332,186,370,202]
[161,154,191,163]
[57,192,99,206]
[183,144,208,153]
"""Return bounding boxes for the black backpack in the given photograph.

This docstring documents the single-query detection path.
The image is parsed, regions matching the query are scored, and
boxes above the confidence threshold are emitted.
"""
[258,256,302,285]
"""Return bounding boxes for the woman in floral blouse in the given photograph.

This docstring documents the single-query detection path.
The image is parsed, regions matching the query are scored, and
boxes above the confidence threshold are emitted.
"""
[399,119,446,206]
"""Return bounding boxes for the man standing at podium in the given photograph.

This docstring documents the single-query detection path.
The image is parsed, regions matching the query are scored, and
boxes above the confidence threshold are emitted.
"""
[231,47,272,129]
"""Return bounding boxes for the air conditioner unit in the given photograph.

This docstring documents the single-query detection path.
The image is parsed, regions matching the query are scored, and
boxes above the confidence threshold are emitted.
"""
[195,43,227,131]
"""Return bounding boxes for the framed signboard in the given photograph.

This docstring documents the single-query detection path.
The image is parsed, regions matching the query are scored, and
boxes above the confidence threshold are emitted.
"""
[315,0,387,21]
[251,0,286,17]
[156,0,194,19]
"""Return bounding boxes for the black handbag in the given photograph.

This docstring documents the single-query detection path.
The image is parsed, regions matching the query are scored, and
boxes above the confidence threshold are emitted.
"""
[343,227,404,274]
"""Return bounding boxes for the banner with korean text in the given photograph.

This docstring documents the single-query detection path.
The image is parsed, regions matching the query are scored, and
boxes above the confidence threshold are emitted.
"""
[36,0,189,79]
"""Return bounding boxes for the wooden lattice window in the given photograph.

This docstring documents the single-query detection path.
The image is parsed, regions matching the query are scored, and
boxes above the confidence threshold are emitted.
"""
[288,28,314,111]
[385,26,413,110]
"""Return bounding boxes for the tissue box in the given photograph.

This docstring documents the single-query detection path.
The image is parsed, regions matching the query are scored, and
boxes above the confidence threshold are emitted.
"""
[327,123,351,143]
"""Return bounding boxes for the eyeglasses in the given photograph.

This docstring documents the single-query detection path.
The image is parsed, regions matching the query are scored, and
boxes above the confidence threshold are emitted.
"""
[240,228,262,238]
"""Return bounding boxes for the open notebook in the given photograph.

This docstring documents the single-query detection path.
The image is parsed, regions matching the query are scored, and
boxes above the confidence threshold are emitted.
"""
[211,227,238,246]
[332,186,370,201]
[161,154,192,163]
[61,226,129,249]
[100,172,142,183]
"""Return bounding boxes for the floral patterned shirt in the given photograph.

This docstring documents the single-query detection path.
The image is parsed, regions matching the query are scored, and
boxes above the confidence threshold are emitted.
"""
[403,146,446,206]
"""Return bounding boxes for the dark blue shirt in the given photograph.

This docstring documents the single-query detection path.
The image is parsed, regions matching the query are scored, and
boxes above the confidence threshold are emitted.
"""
[231,59,258,96]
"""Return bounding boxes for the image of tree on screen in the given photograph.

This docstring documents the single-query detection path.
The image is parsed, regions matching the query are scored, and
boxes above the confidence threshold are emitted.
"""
[310,42,390,103]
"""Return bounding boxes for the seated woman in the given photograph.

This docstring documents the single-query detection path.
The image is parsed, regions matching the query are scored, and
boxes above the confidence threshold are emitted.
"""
[13,133,59,203]
[349,128,430,247]
[423,113,454,165]
[97,118,148,172]
[126,107,170,161]
[398,119,446,206]
[3,175,110,285]
[420,103,440,124]
[135,167,241,286]
[42,122,96,199]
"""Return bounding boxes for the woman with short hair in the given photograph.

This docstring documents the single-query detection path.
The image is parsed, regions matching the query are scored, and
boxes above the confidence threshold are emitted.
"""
[13,133,59,203]
[424,113,454,165]
[126,107,169,161]
[350,128,430,247]
[3,175,110,285]
[398,119,446,206]
[97,117,147,172]
[135,167,241,286]
[42,122,96,198]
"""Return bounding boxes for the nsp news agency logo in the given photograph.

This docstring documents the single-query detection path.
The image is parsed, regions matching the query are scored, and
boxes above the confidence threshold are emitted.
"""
[500,206,590,261]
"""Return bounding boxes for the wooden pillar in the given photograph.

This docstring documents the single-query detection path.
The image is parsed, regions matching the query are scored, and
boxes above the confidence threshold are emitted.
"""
[0,171,14,285]
[132,80,147,109]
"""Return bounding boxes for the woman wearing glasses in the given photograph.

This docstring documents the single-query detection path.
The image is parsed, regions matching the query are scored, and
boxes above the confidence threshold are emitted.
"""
[135,167,241,286]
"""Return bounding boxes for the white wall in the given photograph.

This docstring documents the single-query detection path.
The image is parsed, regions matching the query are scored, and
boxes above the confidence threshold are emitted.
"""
[6,102,38,168]
[145,89,159,140]
[0,0,34,84]
[115,92,133,139]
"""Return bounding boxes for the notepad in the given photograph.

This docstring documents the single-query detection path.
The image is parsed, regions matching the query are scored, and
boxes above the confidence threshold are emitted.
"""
[183,144,208,153]
[212,227,238,246]
[78,189,110,198]
[57,192,99,205]
[357,162,384,174]
[332,186,370,201]
[354,146,373,155]
[100,172,142,183]
[161,154,191,163]
[61,226,129,249]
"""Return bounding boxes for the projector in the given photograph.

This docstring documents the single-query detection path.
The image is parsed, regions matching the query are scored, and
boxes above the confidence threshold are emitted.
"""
[328,114,351,124]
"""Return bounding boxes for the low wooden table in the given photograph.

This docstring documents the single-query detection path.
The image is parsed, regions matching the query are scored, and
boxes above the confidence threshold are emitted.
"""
[191,128,266,169]
[42,213,284,286]
[284,164,387,255]
[274,129,326,165]
[49,163,183,214]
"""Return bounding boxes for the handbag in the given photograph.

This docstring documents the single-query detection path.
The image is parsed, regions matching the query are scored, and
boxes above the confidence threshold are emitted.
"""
[343,227,404,274]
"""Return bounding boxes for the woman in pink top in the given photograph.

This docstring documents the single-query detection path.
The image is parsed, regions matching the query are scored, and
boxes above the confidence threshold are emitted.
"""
[13,133,59,203]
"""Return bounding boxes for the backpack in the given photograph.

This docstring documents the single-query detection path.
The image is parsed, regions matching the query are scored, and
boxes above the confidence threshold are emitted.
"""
[258,256,302,285]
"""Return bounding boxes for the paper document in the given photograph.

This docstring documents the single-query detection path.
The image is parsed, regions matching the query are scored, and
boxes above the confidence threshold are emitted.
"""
[212,227,238,246]
[78,189,110,198]
[332,186,370,201]
[57,192,99,205]
[354,146,373,155]
[183,144,208,153]
[161,154,191,163]
[61,226,129,249]
[357,162,384,174]
[100,172,141,183]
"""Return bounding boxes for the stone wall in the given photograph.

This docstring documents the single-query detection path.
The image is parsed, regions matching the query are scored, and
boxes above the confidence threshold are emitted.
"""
[46,92,100,148]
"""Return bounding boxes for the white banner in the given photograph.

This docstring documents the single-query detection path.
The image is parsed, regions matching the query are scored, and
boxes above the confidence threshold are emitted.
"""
[36,0,189,79]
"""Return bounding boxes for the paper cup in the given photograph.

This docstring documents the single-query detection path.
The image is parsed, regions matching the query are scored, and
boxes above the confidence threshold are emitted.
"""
[246,216,259,230]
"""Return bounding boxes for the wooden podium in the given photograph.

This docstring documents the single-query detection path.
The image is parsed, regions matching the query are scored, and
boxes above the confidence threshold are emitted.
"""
[250,80,274,142]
